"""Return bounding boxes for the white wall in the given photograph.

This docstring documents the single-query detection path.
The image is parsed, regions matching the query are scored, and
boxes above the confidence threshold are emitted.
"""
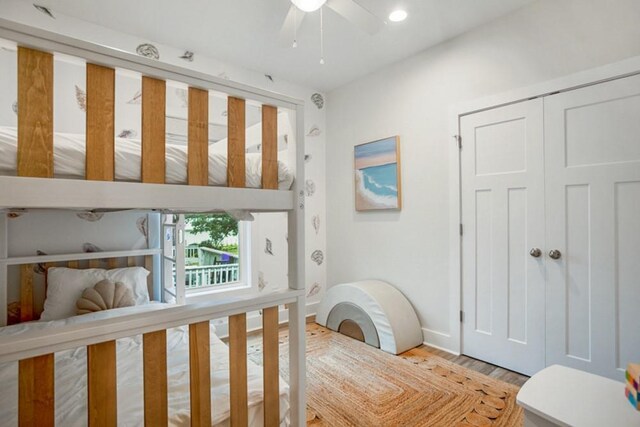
[326,0,640,351]
[0,0,327,313]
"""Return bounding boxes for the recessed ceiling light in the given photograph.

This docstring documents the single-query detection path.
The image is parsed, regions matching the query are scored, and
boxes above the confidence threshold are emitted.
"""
[389,9,407,22]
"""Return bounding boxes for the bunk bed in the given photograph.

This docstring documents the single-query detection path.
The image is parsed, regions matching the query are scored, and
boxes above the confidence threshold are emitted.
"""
[0,17,306,427]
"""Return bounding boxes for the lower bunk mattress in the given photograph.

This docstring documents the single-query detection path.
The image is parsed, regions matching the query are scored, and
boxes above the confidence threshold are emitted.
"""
[0,304,289,426]
[0,127,294,190]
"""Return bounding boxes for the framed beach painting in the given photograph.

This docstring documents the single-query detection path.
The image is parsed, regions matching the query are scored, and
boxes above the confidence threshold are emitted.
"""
[354,136,402,211]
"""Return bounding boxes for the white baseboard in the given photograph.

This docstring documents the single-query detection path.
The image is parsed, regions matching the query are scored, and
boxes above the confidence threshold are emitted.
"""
[421,327,460,355]
[215,301,319,338]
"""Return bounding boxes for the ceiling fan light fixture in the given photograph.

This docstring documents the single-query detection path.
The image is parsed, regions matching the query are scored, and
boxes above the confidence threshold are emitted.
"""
[388,9,408,22]
[292,0,327,13]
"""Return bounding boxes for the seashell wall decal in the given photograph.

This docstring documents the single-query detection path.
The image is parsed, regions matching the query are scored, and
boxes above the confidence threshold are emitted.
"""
[33,4,55,19]
[307,126,321,137]
[311,250,324,266]
[311,93,324,109]
[83,242,103,253]
[34,250,48,274]
[264,74,274,83]
[305,180,316,197]
[136,43,160,60]
[264,238,273,255]
[312,215,320,235]
[258,271,267,291]
[304,154,312,163]
[12,100,17,115]
[307,282,321,297]
[127,90,142,105]
[76,211,104,222]
[180,51,194,62]
[75,85,87,112]
[137,217,148,239]
[118,129,137,138]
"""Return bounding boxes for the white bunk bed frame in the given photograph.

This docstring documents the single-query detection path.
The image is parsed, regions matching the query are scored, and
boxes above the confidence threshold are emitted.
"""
[0,18,307,427]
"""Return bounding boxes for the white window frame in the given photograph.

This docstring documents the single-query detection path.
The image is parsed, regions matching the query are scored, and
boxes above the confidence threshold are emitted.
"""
[182,216,255,303]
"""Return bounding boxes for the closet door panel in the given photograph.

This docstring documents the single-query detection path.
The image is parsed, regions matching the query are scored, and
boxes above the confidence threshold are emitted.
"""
[461,98,546,376]
[545,73,640,381]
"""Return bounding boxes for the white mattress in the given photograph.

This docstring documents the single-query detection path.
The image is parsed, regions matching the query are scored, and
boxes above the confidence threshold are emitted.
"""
[0,127,294,190]
[0,304,289,426]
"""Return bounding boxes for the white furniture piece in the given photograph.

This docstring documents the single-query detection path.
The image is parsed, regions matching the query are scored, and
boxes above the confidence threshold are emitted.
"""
[517,365,640,427]
[316,280,423,355]
[0,15,308,426]
[460,72,640,379]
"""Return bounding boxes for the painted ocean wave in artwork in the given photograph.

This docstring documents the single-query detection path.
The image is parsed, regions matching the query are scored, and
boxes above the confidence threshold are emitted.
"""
[354,136,401,210]
[355,169,398,209]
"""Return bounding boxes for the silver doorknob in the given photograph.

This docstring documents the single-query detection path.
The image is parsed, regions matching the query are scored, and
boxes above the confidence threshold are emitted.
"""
[549,249,562,260]
[530,248,542,258]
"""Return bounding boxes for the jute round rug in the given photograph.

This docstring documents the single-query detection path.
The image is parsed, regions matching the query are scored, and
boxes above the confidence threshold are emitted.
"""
[249,323,523,427]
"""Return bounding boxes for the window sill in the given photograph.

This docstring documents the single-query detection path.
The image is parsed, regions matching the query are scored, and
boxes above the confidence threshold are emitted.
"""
[185,282,255,303]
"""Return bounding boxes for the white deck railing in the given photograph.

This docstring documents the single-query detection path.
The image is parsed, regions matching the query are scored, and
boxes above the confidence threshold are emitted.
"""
[174,264,240,289]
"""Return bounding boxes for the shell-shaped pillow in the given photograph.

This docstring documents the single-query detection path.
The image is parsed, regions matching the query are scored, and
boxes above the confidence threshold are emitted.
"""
[76,279,135,315]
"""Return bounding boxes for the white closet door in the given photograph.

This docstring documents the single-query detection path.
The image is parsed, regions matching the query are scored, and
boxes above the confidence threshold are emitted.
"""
[545,73,640,381]
[461,99,546,375]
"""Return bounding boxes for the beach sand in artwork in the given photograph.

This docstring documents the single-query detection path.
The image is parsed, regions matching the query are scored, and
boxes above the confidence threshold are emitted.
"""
[354,152,397,170]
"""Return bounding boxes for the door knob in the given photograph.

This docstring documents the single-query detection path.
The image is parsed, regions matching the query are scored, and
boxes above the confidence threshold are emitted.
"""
[529,248,542,258]
[549,249,562,260]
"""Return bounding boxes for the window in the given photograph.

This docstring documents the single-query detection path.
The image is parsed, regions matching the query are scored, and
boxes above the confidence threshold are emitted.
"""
[162,213,250,303]
[183,213,245,292]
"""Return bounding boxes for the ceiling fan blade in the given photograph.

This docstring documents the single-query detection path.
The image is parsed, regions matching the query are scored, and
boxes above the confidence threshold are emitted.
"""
[279,4,306,47]
[326,0,383,35]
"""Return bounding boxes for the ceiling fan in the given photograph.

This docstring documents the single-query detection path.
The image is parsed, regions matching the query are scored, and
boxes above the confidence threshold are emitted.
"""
[279,0,384,54]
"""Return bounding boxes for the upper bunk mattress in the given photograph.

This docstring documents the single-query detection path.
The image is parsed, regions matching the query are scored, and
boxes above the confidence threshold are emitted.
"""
[0,127,294,190]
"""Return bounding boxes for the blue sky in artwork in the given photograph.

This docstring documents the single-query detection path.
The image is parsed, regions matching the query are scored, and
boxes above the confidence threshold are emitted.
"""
[355,137,396,159]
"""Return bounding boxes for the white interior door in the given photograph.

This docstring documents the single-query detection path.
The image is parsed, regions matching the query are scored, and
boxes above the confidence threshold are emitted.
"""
[544,73,640,381]
[461,99,546,376]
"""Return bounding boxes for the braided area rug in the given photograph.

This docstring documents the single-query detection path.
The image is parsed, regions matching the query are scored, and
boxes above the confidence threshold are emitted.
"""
[249,323,523,427]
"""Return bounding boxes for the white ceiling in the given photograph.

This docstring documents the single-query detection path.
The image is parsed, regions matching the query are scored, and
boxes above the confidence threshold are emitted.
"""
[46,0,535,91]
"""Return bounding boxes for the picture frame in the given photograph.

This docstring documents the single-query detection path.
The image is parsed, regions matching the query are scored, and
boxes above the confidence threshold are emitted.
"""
[354,136,402,211]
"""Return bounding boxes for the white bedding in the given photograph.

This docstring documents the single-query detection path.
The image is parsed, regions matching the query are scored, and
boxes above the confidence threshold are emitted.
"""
[0,304,289,426]
[0,127,294,190]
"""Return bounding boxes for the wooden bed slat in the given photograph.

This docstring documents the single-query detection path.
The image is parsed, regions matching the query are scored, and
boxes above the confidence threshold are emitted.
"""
[229,313,248,426]
[19,354,54,427]
[87,340,117,427]
[189,321,211,427]
[262,306,280,426]
[143,330,168,426]
[142,76,166,184]
[17,47,53,178]
[86,64,115,181]
[20,264,33,322]
[227,97,246,188]
[107,258,118,269]
[261,105,278,190]
[67,260,79,268]
[89,259,100,268]
[188,87,209,186]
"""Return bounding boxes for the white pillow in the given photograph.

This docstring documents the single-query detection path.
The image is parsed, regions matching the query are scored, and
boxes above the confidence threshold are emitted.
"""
[41,267,150,321]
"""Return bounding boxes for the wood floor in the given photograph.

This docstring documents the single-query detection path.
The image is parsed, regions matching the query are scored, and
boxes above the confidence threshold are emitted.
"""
[414,344,529,387]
